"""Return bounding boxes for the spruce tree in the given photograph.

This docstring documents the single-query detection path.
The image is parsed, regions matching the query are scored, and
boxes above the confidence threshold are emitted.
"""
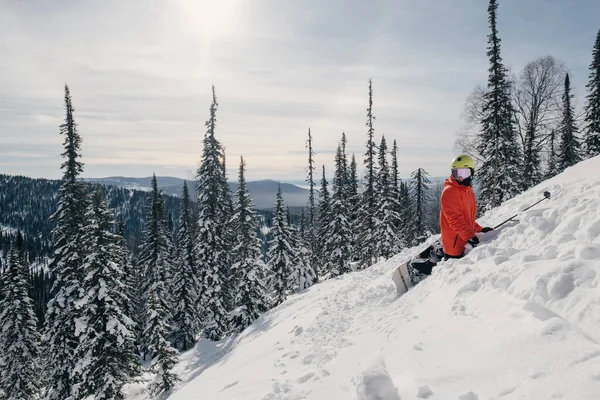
[374,136,401,258]
[138,178,179,396]
[304,128,319,282]
[316,165,331,277]
[409,168,432,245]
[230,157,270,332]
[545,128,559,179]
[145,265,180,397]
[138,175,175,361]
[558,74,583,171]
[476,0,522,210]
[323,142,353,276]
[356,79,379,267]
[522,121,542,189]
[0,232,41,400]
[172,181,200,351]
[267,186,296,307]
[289,217,316,292]
[390,140,406,247]
[195,86,231,341]
[71,190,139,400]
[583,29,600,158]
[346,154,360,260]
[44,84,89,400]
[399,181,414,245]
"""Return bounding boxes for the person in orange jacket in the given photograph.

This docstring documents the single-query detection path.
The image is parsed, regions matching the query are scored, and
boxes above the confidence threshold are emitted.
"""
[440,155,493,259]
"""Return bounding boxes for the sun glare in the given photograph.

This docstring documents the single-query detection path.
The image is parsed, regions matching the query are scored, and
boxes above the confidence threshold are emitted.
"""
[176,0,241,39]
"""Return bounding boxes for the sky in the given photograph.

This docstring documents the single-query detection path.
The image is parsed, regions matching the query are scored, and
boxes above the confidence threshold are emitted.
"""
[0,0,599,183]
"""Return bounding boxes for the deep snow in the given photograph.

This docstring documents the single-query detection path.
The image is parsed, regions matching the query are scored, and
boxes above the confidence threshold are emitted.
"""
[127,156,600,400]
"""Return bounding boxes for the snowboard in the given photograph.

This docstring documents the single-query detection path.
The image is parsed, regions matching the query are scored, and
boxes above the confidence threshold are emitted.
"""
[391,241,444,295]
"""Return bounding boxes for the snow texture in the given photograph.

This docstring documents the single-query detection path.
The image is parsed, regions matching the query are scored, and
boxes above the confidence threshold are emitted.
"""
[124,156,600,399]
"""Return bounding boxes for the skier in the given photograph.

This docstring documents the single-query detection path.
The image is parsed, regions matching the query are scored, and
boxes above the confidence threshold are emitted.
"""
[440,154,493,259]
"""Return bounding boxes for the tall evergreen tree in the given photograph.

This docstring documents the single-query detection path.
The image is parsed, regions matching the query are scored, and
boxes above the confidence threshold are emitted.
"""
[304,128,318,282]
[138,175,174,361]
[289,219,316,292]
[545,128,559,179]
[316,165,332,277]
[44,84,89,400]
[374,136,401,258]
[323,142,353,276]
[522,120,542,189]
[476,0,522,210]
[558,74,583,171]
[145,264,180,397]
[346,153,360,260]
[71,190,139,400]
[137,178,179,396]
[172,181,200,352]
[356,79,379,267]
[583,29,600,158]
[0,232,41,400]
[195,86,231,341]
[230,157,270,332]
[267,186,296,307]
[398,181,414,245]
[390,140,406,247]
[409,168,432,245]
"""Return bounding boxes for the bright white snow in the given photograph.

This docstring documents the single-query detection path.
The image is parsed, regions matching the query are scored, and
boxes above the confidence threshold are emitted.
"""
[127,156,600,400]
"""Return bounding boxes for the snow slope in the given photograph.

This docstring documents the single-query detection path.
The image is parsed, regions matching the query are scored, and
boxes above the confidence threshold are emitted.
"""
[130,156,600,400]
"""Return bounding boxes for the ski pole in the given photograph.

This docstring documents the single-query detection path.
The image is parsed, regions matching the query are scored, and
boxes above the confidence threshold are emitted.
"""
[492,191,551,230]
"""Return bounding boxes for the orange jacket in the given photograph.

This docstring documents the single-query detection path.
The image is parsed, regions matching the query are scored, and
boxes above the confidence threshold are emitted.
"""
[440,177,482,257]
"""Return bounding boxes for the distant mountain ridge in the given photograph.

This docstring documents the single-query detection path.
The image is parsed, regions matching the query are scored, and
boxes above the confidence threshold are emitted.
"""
[83,176,310,210]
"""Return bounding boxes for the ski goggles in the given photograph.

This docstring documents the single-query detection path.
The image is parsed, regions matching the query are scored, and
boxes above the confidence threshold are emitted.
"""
[451,168,471,180]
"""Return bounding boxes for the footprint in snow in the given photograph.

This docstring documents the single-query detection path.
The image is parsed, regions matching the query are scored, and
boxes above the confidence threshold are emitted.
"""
[354,361,401,400]
[456,279,481,296]
[547,272,575,300]
[576,244,600,261]
[417,384,433,398]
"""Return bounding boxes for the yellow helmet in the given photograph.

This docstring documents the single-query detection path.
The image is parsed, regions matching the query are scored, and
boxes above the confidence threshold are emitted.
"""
[451,154,475,170]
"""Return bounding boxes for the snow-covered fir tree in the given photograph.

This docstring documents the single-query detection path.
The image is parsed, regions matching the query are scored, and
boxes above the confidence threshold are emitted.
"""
[195,86,231,341]
[558,74,583,171]
[390,140,407,247]
[583,29,600,158]
[323,140,353,277]
[476,0,522,210]
[138,174,175,361]
[545,128,559,179]
[398,180,414,245]
[356,79,379,268]
[267,185,296,307]
[289,218,316,292]
[0,232,41,400]
[172,181,200,352]
[145,263,180,397]
[522,118,543,190]
[373,135,401,259]
[409,168,432,245]
[304,128,319,282]
[71,190,139,400]
[44,84,89,400]
[346,153,360,260]
[229,157,270,333]
[315,165,332,276]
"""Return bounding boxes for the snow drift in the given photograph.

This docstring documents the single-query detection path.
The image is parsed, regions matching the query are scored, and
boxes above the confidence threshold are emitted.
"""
[129,156,600,399]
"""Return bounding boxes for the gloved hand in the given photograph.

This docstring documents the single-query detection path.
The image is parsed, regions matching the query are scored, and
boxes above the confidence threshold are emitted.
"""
[468,235,479,247]
[481,227,494,233]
